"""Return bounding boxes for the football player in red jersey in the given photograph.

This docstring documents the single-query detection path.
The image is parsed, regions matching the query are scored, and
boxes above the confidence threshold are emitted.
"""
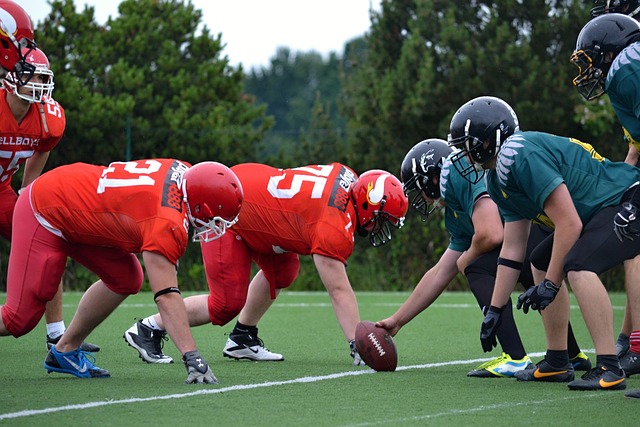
[0,159,244,383]
[0,46,100,352]
[125,163,408,365]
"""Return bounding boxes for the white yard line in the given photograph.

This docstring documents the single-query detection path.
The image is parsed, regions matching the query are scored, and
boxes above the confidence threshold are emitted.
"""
[0,351,568,420]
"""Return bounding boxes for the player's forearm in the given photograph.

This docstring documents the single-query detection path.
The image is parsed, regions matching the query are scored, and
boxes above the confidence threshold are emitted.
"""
[155,292,197,354]
[546,224,581,285]
[21,151,49,188]
[327,285,360,342]
[490,266,521,308]
[396,269,455,327]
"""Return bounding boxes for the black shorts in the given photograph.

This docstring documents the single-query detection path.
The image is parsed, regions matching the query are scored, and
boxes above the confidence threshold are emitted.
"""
[530,199,640,275]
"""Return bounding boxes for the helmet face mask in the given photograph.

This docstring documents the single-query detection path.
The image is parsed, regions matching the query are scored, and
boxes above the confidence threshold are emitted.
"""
[447,137,487,184]
[570,49,606,101]
[363,206,400,248]
[400,138,452,218]
[571,13,640,101]
[592,0,640,18]
[402,173,431,216]
[448,96,519,184]
[4,47,54,103]
[182,162,244,243]
[350,170,408,247]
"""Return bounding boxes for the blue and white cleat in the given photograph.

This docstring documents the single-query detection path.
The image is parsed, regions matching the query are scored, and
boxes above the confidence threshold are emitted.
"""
[44,345,110,378]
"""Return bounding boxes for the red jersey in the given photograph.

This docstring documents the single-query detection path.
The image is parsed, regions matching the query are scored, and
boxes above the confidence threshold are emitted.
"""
[0,90,65,187]
[31,159,190,265]
[230,163,359,264]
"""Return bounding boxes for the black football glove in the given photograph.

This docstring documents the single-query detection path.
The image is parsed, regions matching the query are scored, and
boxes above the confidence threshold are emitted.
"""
[349,340,365,366]
[516,279,560,314]
[614,202,640,242]
[183,350,218,384]
[480,305,505,353]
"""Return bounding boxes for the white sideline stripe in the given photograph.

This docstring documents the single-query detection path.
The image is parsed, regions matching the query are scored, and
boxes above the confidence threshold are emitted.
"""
[342,393,602,427]
[0,351,571,420]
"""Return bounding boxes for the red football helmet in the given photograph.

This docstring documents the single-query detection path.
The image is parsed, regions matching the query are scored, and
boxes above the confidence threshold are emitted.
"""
[350,170,408,247]
[4,47,54,102]
[0,0,37,82]
[182,161,244,242]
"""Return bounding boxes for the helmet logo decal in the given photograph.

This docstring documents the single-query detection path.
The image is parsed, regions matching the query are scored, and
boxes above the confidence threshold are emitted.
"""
[0,8,17,38]
[366,174,388,205]
[419,149,435,172]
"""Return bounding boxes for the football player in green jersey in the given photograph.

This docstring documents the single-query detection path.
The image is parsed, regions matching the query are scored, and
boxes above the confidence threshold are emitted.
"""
[449,96,640,391]
[571,12,640,396]
[375,138,590,378]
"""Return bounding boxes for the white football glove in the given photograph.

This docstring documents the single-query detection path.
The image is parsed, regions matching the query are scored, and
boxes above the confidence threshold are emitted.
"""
[349,340,365,366]
[183,350,218,384]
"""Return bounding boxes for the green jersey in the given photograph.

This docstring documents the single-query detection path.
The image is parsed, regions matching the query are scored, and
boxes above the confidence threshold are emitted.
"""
[606,42,640,146]
[485,131,640,226]
[439,154,488,252]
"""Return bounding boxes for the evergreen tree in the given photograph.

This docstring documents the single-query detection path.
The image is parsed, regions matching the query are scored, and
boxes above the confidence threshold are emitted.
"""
[17,0,272,290]
[35,0,271,168]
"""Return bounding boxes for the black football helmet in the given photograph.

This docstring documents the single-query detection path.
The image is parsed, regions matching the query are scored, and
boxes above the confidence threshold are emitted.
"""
[591,0,640,19]
[447,96,519,183]
[571,13,640,100]
[400,138,452,218]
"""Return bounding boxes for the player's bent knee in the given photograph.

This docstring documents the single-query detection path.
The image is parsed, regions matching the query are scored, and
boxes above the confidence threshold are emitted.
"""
[208,296,243,326]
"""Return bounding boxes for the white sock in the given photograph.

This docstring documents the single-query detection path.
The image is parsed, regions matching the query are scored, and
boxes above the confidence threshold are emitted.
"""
[46,321,66,339]
[141,316,161,330]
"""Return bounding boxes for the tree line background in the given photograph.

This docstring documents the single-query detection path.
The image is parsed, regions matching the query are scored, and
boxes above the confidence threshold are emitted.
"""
[0,0,627,292]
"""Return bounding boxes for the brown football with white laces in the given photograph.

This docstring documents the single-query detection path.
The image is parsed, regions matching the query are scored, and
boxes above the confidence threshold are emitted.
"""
[355,320,397,371]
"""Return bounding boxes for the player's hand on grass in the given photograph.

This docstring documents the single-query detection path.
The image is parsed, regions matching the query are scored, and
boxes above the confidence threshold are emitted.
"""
[480,305,504,352]
[183,350,218,384]
[516,279,559,314]
[349,340,366,366]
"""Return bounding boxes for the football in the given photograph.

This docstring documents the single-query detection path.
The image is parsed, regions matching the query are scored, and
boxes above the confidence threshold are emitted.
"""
[355,320,397,372]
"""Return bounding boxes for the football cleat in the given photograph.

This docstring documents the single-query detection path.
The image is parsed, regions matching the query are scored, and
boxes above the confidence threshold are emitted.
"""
[46,334,101,353]
[569,352,592,371]
[625,389,640,398]
[467,353,533,378]
[44,346,110,378]
[617,333,630,359]
[568,365,626,391]
[514,359,575,382]
[123,320,174,364]
[223,334,284,361]
[620,351,640,377]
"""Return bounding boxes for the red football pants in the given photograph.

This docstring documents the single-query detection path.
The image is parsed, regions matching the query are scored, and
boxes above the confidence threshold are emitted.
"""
[202,230,300,326]
[1,190,143,337]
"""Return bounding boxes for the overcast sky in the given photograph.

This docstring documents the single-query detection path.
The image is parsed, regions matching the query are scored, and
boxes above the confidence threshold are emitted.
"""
[21,0,381,70]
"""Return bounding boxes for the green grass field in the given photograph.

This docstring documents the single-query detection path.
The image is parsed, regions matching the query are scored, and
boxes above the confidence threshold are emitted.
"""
[0,290,637,426]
